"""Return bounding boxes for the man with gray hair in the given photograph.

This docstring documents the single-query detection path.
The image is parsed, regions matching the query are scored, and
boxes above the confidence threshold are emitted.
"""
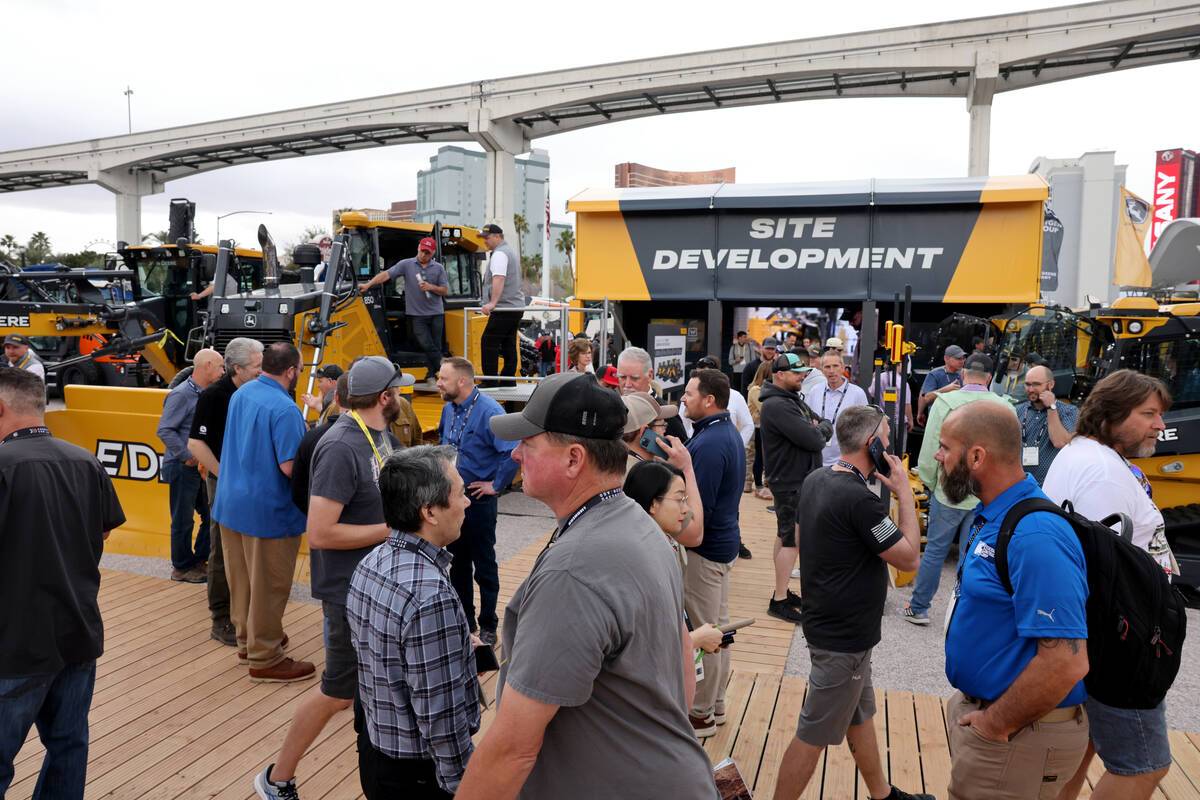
[189,337,264,646]
[775,405,927,800]
[616,345,690,443]
[348,445,478,798]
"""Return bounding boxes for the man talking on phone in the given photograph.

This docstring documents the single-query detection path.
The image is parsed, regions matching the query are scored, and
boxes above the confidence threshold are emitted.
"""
[774,406,931,800]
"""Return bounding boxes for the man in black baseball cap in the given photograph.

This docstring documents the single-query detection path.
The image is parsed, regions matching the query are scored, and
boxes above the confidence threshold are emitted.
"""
[3,333,45,381]
[459,372,718,799]
[302,364,346,425]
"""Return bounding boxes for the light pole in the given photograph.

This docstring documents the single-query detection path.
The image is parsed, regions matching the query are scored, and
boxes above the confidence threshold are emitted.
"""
[124,86,133,134]
[215,210,273,245]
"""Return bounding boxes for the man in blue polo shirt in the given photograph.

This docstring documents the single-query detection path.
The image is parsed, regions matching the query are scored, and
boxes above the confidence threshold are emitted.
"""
[939,401,1090,799]
[681,367,746,738]
[435,356,518,645]
[212,342,315,684]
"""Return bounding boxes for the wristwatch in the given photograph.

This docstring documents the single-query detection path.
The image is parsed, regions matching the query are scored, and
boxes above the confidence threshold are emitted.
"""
[1048,404,1058,412]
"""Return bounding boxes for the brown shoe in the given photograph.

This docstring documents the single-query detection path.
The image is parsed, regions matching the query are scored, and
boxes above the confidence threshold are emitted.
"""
[690,713,716,738]
[237,634,288,665]
[249,657,315,684]
[171,567,206,584]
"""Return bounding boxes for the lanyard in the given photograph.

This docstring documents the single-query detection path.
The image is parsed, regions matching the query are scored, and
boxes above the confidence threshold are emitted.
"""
[820,384,848,420]
[1,425,51,446]
[836,460,869,485]
[1021,405,1049,447]
[348,410,386,468]
[954,518,988,592]
[555,488,623,543]
[449,392,480,450]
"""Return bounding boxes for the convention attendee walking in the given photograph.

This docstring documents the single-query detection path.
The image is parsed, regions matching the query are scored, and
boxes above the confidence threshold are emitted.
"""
[157,348,224,583]
[348,446,479,799]
[1015,364,1077,485]
[211,342,315,683]
[774,406,927,800]
[454,372,719,799]
[359,236,449,382]
[1044,370,1174,800]
[535,330,556,376]
[477,223,524,387]
[435,357,518,645]
[901,354,1014,625]
[0,367,125,799]
[741,336,778,393]
[940,402,1090,799]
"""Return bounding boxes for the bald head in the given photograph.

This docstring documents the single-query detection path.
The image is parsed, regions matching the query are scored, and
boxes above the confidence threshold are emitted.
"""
[1026,365,1053,387]
[943,402,1022,466]
[1023,364,1055,408]
[191,348,225,389]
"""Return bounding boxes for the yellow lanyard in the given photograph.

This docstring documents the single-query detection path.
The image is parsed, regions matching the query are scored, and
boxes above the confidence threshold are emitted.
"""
[348,410,385,468]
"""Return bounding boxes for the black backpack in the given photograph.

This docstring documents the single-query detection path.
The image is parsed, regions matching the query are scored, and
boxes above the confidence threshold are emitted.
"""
[996,498,1187,710]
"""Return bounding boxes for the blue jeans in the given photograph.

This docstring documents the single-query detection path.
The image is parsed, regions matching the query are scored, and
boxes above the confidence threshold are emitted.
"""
[162,459,210,572]
[537,360,555,377]
[0,661,97,799]
[410,314,444,380]
[909,493,974,615]
[448,494,500,632]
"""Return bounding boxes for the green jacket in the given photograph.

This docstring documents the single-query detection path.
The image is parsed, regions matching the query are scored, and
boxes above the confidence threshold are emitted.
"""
[917,386,1016,509]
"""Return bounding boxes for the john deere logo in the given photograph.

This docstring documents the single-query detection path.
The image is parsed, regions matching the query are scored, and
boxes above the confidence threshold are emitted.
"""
[244,313,257,328]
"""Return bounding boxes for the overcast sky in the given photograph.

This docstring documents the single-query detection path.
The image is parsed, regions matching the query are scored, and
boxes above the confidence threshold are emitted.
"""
[1,0,1196,254]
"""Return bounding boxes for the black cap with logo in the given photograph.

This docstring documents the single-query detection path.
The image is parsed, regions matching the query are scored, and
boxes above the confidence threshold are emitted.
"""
[489,372,627,441]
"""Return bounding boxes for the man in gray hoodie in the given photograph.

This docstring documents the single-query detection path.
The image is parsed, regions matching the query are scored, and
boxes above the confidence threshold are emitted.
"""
[759,352,831,624]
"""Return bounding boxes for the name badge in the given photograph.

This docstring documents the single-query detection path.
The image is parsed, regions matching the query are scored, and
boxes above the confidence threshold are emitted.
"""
[944,591,958,639]
[694,651,705,682]
[1022,446,1039,467]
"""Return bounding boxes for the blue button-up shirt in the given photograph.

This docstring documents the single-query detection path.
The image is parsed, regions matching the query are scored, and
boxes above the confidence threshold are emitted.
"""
[437,389,518,490]
[685,411,745,564]
[944,474,1088,706]
[157,378,202,465]
[347,530,480,793]
[211,375,307,538]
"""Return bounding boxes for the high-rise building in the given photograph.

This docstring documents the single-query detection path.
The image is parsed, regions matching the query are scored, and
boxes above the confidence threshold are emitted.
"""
[614,162,735,188]
[388,200,416,222]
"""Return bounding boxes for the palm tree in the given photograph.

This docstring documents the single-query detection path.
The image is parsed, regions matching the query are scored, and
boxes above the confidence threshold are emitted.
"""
[24,231,53,265]
[555,228,575,276]
[512,213,530,261]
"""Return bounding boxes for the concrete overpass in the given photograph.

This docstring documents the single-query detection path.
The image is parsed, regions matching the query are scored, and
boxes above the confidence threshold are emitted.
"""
[2,0,1198,243]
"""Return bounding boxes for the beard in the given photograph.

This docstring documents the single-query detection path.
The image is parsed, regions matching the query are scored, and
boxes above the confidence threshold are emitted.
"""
[1116,429,1158,459]
[287,372,299,393]
[383,394,403,426]
[941,454,981,505]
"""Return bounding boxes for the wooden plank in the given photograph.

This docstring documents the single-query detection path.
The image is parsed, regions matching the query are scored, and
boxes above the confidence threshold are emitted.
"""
[913,691,951,797]
[1169,731,1200,794]
[755,676,806,800]
[885,690,922,791]
[705,670,755,762]
[730,672,782,789]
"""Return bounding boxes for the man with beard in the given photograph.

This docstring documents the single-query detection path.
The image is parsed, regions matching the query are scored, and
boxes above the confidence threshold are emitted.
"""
[940,402,1090,800]
[435,357,518,646]
[1014,365,1077,486]
[1043,370,1173,800]
[212,342,314,684]
[901,354,1014,626]
[255,357,408,800]
[360,237,449,382]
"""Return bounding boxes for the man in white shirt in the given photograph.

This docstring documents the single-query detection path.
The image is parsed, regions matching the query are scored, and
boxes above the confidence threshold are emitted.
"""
[805,352,868,466]
[680,356,753,448]
[1042,369,1173,800]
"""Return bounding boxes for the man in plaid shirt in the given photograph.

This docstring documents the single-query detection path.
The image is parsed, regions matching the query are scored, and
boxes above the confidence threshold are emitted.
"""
[347,445,479,798]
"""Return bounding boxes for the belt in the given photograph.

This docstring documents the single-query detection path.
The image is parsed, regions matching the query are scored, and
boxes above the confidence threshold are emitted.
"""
[963,695,1081,724]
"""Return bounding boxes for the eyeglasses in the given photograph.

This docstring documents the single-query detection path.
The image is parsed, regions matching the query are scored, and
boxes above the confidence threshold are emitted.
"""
[659,493,689,506]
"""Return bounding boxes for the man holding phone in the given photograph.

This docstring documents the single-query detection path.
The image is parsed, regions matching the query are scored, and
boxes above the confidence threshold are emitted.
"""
[774,406,930,800]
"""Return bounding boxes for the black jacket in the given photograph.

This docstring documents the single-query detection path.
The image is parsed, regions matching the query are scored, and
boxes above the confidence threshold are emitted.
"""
[759,381,828,492]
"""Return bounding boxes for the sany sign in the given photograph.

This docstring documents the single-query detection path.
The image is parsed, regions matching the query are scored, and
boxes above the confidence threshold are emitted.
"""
[1151,149,1184,249]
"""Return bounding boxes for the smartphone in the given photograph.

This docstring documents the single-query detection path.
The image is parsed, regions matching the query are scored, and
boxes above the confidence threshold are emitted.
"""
[638,428,670,459]
[475,643,500,673]
[868,438,891,478]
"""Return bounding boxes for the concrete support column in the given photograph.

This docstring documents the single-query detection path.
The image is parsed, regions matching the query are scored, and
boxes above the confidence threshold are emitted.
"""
[88,166,164,245]
[469,110,529,244]
[966,52,998,177]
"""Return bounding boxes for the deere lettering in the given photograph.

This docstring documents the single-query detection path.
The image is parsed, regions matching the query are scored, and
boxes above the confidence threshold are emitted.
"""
[651,217,944,272]
[96,439,165,482]
[0,315,31,327]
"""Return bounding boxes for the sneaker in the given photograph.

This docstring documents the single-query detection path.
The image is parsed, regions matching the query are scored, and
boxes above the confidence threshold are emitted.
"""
[249,657,316,684]
[766,505,776,514]
[238,634,289,665]
[883,786,936,800]
[713,703,727,725]
[899,605,931,626]
[744,482,753,494]
[784,589,803,609]
[210,619,237,647]
[479,628,497,646]
[738,543,752,560]
[254,763,299,800]
[768,598,804,624]
[754,487,772,500]
[171,567,206,584]
[790,568,802,579]
[689,713,716,738]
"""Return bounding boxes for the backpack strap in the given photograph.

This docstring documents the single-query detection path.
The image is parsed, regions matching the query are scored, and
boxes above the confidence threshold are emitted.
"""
[995,498,1069,595]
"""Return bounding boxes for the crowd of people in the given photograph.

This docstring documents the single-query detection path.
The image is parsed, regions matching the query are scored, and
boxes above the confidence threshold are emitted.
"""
[0,316,1185,799]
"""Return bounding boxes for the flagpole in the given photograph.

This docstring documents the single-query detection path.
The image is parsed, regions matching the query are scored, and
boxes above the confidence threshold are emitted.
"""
[541,178,552,299]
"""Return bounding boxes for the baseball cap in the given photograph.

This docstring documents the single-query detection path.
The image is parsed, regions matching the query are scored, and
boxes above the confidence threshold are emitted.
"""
[313,364,344,380]
[347,356,415,395]
[479,223,503,236]
[600,365,620,387]
[773,352,813,374]
[489,372,626,441]
[417,237,436,253]
[621,391,678,434]
[3,333,31,347]
[696,355,720,370]
[806,344,822,358]
[1024,351,1045,366]
[944,344,967,359]
[825,337,844,349]
[761,336,779,350]
[964,353,994,374]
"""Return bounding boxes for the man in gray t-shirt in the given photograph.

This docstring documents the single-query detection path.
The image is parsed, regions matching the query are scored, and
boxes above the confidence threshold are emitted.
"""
[360,236,449,381]
[455,372,718,800]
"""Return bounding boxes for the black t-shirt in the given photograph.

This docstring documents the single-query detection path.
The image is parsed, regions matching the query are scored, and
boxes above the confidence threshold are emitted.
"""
[188,373,237,461]
[536,339,555,361]
[291,417,336,514]
[0,433,125,677]
[796,468,902,653]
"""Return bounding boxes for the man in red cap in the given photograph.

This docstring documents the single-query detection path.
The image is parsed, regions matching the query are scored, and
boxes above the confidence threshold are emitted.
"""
[359,236,448,382]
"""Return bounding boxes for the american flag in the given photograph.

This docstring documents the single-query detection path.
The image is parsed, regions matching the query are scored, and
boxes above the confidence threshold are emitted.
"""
[545,190,551,240]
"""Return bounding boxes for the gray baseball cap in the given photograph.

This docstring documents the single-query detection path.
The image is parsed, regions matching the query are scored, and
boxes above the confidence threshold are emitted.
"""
[761,336,780,350]
[347,356,415,395]
[944,344,967,359]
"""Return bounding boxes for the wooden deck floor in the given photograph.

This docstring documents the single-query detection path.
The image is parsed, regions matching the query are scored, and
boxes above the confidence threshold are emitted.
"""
[10,494,1200,799]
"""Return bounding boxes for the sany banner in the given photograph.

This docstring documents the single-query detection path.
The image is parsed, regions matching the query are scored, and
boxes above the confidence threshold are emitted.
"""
[1150,149,1193,250]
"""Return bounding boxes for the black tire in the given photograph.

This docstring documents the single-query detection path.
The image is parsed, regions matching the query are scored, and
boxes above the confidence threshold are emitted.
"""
[57,360,100,394]
[168,365,195,390]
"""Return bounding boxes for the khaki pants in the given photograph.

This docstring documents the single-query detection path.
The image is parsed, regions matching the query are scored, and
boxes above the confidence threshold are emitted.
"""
[205,474,230,624]
[684,552,732,717]
[947,690,1089,800]
[221,527,301,670]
